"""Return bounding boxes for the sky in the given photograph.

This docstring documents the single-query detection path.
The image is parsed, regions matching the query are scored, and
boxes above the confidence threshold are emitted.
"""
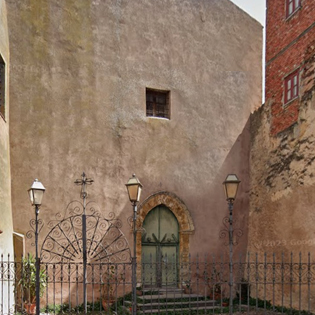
[230,0,266,103]
[230,0,266,26]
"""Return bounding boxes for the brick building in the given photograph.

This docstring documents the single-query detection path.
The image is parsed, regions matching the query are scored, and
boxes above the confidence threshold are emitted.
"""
[249,0,315,256]
[248,3,315,307]
[266,0,315,135]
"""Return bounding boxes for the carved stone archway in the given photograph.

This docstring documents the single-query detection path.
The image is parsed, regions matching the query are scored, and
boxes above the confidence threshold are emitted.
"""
[137,191,195,270]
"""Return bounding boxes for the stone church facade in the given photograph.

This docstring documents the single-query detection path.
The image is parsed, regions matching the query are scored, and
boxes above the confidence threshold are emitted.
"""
[0,0,262,263]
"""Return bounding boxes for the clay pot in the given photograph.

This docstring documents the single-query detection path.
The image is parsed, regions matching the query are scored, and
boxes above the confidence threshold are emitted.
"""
[209,292,222,300]
[102,298,114,311]
[25,303,36,315]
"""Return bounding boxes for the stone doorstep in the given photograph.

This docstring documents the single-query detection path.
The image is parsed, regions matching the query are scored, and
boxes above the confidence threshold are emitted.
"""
[142,288,184,294]
[128,287,219,313]
[125,300,217,310]
[139,293,209,301]
[135,306,220,314]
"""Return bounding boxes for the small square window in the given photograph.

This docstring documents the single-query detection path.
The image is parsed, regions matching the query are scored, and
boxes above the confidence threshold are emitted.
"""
[284,69,299,104]
[286,0,301,17]
[0,55,5,119]
[146,88,170,119]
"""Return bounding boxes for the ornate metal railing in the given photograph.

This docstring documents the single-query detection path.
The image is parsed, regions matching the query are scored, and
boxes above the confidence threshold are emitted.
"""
[1,252,315,314]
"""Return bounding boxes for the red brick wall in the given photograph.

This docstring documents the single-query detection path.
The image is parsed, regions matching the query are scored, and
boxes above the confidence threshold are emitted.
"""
[266,0,315,135]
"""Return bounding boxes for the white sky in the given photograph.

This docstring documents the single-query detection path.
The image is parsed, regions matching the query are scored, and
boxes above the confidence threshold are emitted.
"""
[230,0,266,26]
[230,0,266,103]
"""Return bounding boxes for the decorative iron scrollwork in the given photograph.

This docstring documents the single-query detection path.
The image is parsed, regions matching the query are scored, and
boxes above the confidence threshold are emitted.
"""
[41,201,131,263]
[219,216,243,246]
[40,173,131,264]
[26,218,44,247]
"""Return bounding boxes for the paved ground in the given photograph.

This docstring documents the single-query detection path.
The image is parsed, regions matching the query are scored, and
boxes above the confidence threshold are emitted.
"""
[228,312,283,315]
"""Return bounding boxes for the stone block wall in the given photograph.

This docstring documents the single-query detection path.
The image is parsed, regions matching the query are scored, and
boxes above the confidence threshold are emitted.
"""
[249,70,315,258]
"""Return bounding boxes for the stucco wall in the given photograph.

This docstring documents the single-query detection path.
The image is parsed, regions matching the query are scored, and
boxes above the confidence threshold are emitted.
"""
[0,1,14,313]
[249,97,315,258]
[6,0,262,256]
[0,0,13,255]
[249,14,315,258]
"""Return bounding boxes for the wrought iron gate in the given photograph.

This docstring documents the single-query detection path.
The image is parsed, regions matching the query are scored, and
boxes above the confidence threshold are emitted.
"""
[40,173,131,313]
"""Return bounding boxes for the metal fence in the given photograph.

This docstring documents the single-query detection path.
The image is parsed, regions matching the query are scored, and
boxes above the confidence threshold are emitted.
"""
[1,252,315,314]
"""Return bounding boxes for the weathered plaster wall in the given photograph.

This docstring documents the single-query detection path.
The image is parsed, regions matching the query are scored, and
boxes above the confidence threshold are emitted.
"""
[249,95,315,311]
[6,0,262,255]
[0,1,14,313]
[0,0,13,255]
[249,53,315,258]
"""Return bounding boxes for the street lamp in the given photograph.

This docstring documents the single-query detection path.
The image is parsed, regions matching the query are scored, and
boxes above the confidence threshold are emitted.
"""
[28,179,45,315]
[222,174,240,315]
[126,174,142,315]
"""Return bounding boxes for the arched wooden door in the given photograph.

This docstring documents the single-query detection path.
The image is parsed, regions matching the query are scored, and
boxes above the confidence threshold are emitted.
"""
[141,205,179,287]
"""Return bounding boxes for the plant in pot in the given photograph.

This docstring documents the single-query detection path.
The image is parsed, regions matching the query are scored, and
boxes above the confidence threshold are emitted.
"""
[182,280,192,294]
[222,297,229,307]
[101,265,123,311]
[209,283,222,300]
[205,267,223,300]
[17,255,47,315]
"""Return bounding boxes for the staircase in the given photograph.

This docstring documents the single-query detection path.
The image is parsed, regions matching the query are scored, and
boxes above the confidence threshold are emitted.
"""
[124,287,220,314]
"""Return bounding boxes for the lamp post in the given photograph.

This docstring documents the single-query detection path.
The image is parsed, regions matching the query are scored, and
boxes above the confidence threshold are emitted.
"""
[223,174,240,315]
[126,174,143,315]
[28,179,45,315]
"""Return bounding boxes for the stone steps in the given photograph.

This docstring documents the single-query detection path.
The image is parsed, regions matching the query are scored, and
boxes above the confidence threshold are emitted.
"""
[125,298,217,310]
[124,288,221,314]
[134,306,220,314]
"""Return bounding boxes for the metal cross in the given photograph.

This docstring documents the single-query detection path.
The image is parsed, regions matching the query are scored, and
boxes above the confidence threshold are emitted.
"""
[74,172,94,215]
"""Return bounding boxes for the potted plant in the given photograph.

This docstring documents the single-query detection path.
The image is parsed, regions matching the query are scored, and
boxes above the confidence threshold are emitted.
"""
[17,255,46,315]
[209,283,222,300]
[136,284,143,296]
[182,280,192,294]
[205,267,224,300]
[101,265,122,311]
[222,297,229,307]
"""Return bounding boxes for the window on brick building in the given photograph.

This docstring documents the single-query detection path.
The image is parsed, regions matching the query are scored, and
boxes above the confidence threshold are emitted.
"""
[286,0,301,17]
[0,55,5,119]
[284,69,299,104]
[146,88,170,119]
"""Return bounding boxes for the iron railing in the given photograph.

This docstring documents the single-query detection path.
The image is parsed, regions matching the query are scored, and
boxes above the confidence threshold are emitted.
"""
[1,252,315,314]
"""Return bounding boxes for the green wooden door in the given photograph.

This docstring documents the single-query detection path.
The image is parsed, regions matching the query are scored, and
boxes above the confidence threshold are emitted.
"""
[142,206,179,287]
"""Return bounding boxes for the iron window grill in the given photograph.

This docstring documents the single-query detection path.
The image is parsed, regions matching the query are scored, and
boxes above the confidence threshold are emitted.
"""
[284,69,299,104]
[146,88,170,119]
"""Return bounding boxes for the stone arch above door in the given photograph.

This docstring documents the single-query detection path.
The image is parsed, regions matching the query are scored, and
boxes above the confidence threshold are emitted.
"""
[137,191,195,265]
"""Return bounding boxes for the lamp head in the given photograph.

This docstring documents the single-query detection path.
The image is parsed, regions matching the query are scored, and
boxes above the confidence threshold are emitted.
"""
[126,174,143,204]
[223,174,240,201]
[28,179,45,206]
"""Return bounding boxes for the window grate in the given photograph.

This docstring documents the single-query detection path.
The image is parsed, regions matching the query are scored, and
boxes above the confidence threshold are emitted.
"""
[146,89,170,119]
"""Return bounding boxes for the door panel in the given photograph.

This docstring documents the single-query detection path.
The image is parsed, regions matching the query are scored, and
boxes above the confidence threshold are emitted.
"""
[161,246,177,286]
[142,246,157,286]
[142,206,179,287]
[159,207,179,242]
